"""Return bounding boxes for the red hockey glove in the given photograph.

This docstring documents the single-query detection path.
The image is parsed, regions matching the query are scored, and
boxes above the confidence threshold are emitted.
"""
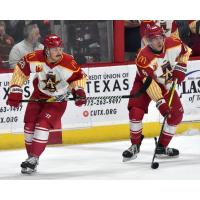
[72,88,86,107]
[156,98,170,117]
[172,64,187,84]
[6,85,23,108]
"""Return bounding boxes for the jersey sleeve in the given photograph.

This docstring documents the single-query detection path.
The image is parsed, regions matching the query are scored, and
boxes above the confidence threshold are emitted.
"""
[136,53,163,102]
[170,21,180,39]
[176,41,192,67]
[66,59,87,90]
[9,55,31,87]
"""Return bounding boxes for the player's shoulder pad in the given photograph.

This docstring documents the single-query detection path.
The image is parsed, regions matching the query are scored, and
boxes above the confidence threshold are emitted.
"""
[61,53,80,71]
[136,47,154,68]
[165,36,182,49]
[62,52,74,61]
[24,50,44,62]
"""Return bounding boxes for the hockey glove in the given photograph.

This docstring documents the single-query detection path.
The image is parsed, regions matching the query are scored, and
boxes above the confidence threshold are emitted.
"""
[72,88,86,107]
[172,64,187,84]
[156,98,170,117]
[6,85,23,108]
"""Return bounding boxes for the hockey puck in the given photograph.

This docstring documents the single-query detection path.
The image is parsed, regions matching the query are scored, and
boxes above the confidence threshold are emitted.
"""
[151,162,159,169]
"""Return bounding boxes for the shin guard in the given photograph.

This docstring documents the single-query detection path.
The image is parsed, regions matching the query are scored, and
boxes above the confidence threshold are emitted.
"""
[24,123,35,156]
[31,120,51,157]
[129,107,145,145]
[159,122,177,147]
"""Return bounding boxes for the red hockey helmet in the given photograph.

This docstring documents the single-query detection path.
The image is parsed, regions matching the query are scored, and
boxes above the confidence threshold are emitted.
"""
[43,34,63,48]
[144,25,164,39]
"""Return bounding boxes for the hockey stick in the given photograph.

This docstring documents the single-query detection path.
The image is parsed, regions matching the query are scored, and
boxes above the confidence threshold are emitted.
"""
[20,76,152,103]
[151,79,177,169]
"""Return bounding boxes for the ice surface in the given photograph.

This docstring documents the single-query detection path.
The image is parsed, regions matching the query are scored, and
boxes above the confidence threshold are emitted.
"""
[0,133,200,180]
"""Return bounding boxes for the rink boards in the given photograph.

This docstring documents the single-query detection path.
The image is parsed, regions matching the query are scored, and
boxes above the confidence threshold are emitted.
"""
[0,122,200,150]
[0,61,200,150]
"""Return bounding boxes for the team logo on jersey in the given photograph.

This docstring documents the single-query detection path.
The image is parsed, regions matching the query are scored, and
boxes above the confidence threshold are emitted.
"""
[137,56,147,65]
[36,64,43,72]
[159,61,173,84]
[42,72,60,92]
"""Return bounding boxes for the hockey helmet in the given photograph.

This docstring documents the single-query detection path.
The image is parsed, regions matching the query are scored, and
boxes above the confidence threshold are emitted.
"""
[144,25,164,39]
[43,34,63,48]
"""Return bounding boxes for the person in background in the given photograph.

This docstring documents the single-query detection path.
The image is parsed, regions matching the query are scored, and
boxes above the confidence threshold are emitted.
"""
[6,21,28,43]
[124,20,141,61]
[34,20,51,41]
[171,20,200,56]
[0,21,14,68]
[9,22,43,69]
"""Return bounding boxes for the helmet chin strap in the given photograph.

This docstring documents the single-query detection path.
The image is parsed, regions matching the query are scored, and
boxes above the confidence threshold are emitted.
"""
[45,48,50,57]
[45,48,55,63]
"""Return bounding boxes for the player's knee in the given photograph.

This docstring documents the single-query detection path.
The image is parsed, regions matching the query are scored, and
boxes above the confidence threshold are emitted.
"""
[129,107,145,121]
[24,122,35,132]
[36,118,51,130]
[33,119,50,143]
[168,106,184,125]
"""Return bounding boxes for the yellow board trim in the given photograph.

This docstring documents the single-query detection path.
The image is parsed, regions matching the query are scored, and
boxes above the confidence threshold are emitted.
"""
[0,122,200,150]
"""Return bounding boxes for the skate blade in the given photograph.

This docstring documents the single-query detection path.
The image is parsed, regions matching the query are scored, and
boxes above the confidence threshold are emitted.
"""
[122,154,137,162]
[21,168,37,175]
[155,154,179,159]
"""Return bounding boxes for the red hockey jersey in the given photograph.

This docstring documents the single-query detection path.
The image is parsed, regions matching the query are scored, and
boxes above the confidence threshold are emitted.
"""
[135,36,191,101]
[9,50,86,97]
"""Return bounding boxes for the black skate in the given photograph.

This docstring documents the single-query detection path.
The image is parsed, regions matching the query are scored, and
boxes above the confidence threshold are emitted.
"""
[122,144,140,162]
[155,143,179,159]
[21,157,39,174]
[122,135,144,162]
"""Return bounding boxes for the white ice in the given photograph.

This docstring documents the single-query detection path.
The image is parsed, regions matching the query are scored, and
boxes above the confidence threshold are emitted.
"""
[0,132,200,180]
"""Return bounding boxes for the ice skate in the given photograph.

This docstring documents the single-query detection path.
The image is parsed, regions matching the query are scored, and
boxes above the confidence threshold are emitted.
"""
[155,143,179,159]
[122,144,141,162]
[122,135,144,162]
[21,156,39,174]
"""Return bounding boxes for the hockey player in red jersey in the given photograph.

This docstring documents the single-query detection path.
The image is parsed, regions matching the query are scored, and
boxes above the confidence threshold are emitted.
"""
[122,25,191,162]
[7,34,87,174]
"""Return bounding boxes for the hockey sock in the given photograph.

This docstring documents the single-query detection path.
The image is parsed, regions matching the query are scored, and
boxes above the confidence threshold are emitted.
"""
[159,122,177,147]
[129,107,144,145]
[24,123,35,156]
[130,120,143,144]
[31,120,50,157]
